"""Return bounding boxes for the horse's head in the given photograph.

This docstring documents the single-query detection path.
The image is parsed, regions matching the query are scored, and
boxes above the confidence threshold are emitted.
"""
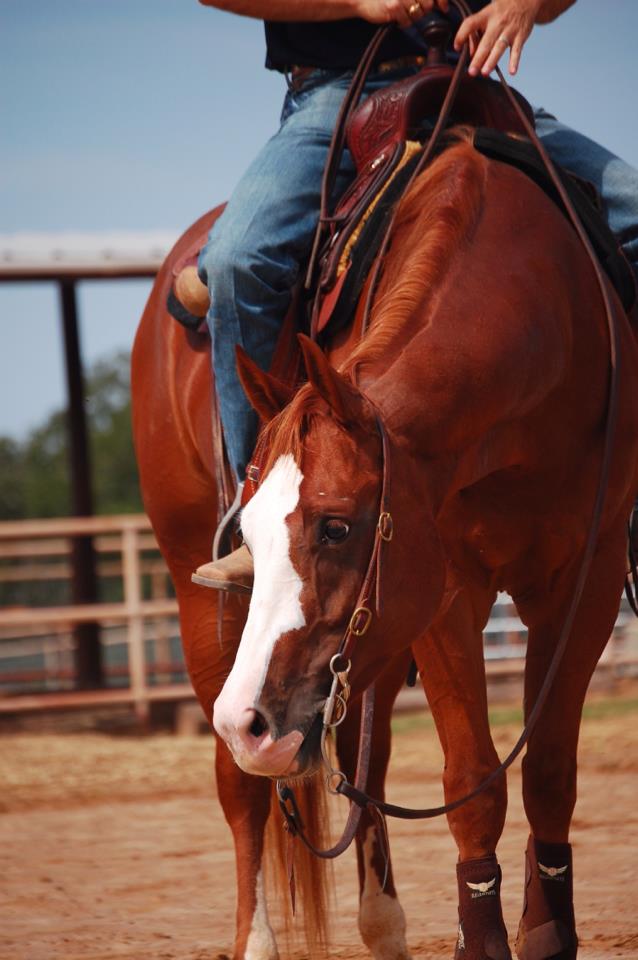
[213,336,446,779]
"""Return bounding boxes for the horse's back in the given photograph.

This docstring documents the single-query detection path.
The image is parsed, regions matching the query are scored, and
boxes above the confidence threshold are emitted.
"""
[131,209,240,713]
[132,210,221,545]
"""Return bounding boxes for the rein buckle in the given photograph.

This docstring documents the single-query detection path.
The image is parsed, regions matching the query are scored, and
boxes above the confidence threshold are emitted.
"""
[378,511,394,541]
[349,605,373,637]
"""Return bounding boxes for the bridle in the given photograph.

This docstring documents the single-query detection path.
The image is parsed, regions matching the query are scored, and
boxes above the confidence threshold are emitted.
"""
[277,1,625,863]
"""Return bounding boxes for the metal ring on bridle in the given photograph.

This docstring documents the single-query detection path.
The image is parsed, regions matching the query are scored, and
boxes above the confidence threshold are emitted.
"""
[329,653,351,677]
[326,770,347,795]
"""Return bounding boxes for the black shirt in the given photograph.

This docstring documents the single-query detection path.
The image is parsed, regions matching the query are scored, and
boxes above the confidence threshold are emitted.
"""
[264,4,489,72]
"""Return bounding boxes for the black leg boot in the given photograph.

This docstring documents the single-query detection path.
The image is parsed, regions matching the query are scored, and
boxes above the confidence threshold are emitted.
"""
[455,855,511,960]
[515,835,577,960]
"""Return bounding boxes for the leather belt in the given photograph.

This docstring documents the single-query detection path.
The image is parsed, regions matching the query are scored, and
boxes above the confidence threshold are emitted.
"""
[289,55,426,92]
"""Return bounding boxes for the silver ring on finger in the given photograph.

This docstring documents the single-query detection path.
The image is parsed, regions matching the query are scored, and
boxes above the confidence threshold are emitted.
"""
[497,35,510,46]
[408,1,424,20]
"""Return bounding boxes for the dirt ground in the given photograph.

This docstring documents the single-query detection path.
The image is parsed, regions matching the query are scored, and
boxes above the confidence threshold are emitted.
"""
[1,687,637,960]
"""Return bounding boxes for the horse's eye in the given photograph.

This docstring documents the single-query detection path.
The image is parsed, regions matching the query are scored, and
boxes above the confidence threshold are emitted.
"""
[321,518,350,545]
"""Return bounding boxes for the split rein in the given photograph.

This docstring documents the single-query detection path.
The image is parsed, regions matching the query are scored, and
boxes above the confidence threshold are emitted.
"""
[278,4,623,863]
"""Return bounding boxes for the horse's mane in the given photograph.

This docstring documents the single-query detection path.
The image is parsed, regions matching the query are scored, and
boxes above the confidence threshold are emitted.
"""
[261,133,487,474]
[342,130,485,377]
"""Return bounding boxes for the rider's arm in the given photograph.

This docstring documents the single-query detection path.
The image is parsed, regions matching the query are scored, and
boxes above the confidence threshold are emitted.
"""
[198,0,448,29]
[455,0,577,76]
[535,0,576,24]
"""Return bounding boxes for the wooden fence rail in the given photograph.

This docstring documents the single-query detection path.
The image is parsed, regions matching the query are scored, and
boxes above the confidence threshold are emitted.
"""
[0,514,179,721]
[1,514,636,726]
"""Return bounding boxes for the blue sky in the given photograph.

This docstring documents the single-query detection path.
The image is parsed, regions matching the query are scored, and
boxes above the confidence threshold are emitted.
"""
[1,0,637,439]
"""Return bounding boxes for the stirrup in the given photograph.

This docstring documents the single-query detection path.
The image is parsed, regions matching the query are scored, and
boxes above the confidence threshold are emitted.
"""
[191,483,253,594]
[212,482,244,561]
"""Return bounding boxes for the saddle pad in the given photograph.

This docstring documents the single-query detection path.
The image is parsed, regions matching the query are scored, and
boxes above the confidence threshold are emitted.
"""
[314,142,424,337]
[473,128,636,313]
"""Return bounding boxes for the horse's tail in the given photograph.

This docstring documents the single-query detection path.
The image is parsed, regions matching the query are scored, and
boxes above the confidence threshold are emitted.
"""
[266,776,333,958]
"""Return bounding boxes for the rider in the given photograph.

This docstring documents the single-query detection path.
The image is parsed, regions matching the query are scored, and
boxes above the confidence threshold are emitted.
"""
[193,0,638,590]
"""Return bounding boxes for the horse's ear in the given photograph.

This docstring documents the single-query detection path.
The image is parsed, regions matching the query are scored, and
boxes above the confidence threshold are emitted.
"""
[297,333,362,424]
[236,345,294,422]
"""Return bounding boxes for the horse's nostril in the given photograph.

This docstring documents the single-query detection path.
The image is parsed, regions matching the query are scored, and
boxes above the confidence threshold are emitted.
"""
[248,710,268,739]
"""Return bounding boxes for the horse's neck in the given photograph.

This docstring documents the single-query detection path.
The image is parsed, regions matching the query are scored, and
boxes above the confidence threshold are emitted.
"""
[363,173,591,483]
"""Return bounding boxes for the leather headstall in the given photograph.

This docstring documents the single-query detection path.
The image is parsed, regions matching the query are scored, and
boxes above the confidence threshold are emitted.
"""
[277,407,393,860]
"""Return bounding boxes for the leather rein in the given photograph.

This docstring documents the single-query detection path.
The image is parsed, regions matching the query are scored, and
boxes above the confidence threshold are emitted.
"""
[278,1,623,861]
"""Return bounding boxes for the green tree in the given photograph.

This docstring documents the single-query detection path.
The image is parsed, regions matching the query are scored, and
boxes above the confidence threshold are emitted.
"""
[0,350,142,521]
[0,351,145,608]
[0,437,25,519]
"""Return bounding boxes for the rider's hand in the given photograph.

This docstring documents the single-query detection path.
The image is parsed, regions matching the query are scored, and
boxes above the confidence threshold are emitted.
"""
[357,0,449,29]
[454,0,541,76]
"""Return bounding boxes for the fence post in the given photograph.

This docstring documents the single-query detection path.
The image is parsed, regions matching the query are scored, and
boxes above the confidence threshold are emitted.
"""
[122,525,149,724]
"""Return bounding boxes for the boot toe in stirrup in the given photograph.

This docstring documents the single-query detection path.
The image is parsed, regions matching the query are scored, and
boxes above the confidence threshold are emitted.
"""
[191,544,254,595]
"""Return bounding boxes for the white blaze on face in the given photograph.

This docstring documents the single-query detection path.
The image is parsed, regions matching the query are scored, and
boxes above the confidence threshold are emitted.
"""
[358,828,412,960]
[216,454,306,725]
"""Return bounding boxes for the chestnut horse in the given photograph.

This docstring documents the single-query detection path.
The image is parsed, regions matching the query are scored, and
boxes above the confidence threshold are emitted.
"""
[132,205,414,956]
[207,135,638,959]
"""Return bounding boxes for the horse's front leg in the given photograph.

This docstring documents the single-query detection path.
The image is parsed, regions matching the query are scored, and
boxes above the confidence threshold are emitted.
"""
[215,738,277,960]
[515,524,629,960]
[413,582,511,960]
[336,651,413,960]
[173,581,279,960]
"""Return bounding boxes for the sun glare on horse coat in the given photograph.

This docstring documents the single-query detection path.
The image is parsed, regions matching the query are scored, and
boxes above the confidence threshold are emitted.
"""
[213,454,307,776]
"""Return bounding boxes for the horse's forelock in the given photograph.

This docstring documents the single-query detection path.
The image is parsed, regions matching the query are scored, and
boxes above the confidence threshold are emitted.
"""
[260,384,348,478]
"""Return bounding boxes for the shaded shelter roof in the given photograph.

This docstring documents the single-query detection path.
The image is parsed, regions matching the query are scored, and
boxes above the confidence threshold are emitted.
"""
[0,231,178,282]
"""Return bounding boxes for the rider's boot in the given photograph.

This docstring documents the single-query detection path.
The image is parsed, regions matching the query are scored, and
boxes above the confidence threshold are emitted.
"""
[191,480,254,594]
[175,264,210,318]
[192,544,254,594]
[455,855,511,960]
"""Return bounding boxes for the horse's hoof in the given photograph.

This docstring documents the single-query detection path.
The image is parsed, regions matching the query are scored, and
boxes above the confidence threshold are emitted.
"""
[515,836,577,960]
[515,918,577,960]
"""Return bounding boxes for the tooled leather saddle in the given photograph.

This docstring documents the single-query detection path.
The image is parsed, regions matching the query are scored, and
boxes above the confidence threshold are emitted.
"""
[308,20,634,335]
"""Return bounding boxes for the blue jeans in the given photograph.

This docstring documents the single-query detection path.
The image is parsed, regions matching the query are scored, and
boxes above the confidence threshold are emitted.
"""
[200,76,638,481]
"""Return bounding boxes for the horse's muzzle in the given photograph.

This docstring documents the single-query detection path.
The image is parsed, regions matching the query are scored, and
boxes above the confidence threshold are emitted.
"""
[213,702,307,777]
